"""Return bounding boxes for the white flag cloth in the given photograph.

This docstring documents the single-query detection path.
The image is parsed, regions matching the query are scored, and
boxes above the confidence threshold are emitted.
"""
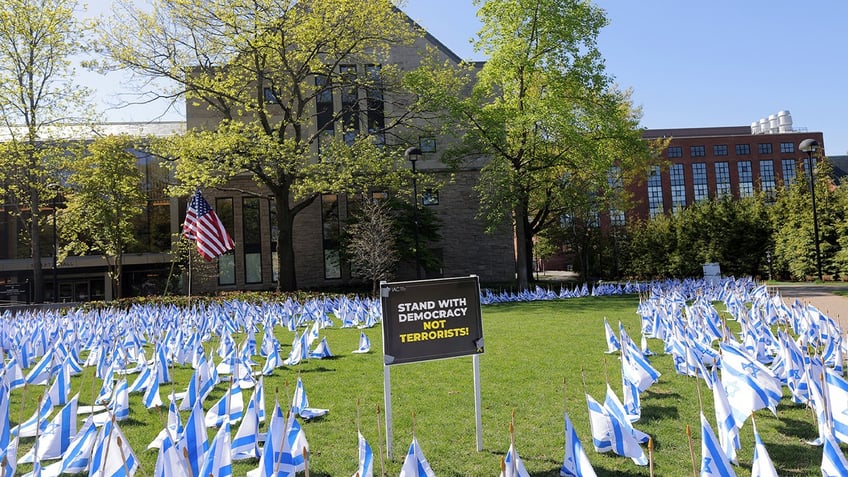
[20,394,79,463]
[585,394,613,453]
[205,383,244,427]
[153,433,189,477]
[750,420,778,477]
[719,343,781,426]
[603,317,620,354]
[352,431,374,477]
[89,417,139,477]
[352,331,371,354]
[198,421,233,477]
[560,413,596,477]
[711,368,740,465]
[39,415,97,477]
[499,443,531,477]
[179,394,210,477]
[231,390,261,461]
[399,437,436,477]
[825,368,848,444]
[822,431,848,477]
[292,376,329,421]
[700,413,736,477]
[15,393,54,438]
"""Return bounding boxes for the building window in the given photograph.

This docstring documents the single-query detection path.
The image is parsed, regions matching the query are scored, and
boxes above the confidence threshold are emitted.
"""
[713,144,728,156]
[607,166,625,226]
[670,163,686,211]
[758,143,773,155]
[321,194,341,279]
[692,163,708,202]
[715,162,731,198]
[365,65,385,145]
[263,86,278,104]
[780,142,795,154]
[667,146,682,158]
[647,165,663,218]
[216,197,235,285]
[803,157,815,179]
[759,160,775,199]
[422,189,439,206]
[340,65,359,145]
[738,161,753,197]
[782,158,797,186]
[419,136,436,153]
[242,197,262,284]
[735,144,750,155]
[690,145,705,157]
[315,74,334,138]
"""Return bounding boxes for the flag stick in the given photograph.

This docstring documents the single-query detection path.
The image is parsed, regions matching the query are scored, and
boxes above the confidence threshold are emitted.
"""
[303,447,310,477]
[355,398,361,434]
[272,410,293,477]
[32,394,42,462]
[101,414,117,477]
[1,454,6,477]
[376,405,385,476]
[562,376,568,416]
[686,424,697,477]
[116,434,132,477]
[183,447,195,477]
[648,436,654,477]
[509,414,517,475]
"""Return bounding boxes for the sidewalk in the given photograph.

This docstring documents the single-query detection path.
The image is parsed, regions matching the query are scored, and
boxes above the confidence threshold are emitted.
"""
[773,284,848,331]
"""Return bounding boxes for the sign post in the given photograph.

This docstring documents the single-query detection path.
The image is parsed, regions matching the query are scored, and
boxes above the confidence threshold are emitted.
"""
[380,275,485,458]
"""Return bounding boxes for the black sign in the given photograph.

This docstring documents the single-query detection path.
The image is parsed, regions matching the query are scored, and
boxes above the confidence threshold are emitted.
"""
[381,276,484,365]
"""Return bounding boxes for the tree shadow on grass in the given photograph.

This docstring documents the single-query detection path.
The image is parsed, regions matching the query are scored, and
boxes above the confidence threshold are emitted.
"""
[774,415,818,442]
[760,440,823,476]
[638,404,680,423]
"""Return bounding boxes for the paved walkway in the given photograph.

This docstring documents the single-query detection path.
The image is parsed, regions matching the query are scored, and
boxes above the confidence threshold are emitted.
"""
[772,284,848,331]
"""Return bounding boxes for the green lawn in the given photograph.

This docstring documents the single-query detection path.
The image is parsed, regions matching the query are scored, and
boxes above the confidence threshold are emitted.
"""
[7,295,840,476]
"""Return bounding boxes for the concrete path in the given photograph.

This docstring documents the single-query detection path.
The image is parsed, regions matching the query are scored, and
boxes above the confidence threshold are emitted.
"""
[773,284,848,331]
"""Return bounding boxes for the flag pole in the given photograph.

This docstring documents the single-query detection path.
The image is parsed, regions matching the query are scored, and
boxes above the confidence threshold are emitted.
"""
[648,436,654,477]
[686,424,697,477]
[303,447,310,477]
[116,435,132,477]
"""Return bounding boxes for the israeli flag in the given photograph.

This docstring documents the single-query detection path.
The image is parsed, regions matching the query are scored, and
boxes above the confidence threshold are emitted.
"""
[179,392,209,477]
[750,420,778,477]
[231,389,260,461]
[399,437,435,477]
[560,413,596,477]
[822,431,848,477]
[20,394,78,463]
[292,376,329,421]
[353,431,374,477]
[153,433,189,477]
[205,383,244,427]
[603,317,620,354]
[499,443,530,477]
[700,413,736,477]
[89,417,139,477]
[198,421,233,477]
[40,415,97,476]
[352,331,371,354]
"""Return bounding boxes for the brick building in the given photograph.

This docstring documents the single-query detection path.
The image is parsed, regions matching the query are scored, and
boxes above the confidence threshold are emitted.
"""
[632,112,826,221]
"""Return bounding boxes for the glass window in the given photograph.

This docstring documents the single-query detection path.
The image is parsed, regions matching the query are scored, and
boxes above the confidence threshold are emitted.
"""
[780,142,795,154]
[422,189,439,206]
[607,166,625,226]
[690,146,705,157]
[738,161,753,197]
[365,65,385,145]
[321,194,341,279]
[782,158,797,186]
[735,144,750,155]
[419,137,436,153]
[758,143,773,155]
[759,160,775,199]
[670,163,686,211]
[692,163,708,202]
[647,165,664,218]
[713,144,728,156]
[242,197,262,284]
[667,146,682,158]
[315,74,334,135]
[216,197,235,285]
[715,162,731,198]
[340,65,359,144]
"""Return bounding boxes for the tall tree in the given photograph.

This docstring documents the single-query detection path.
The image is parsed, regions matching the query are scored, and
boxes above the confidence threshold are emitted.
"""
[344,198,399,296]
[0,0,90,302]
[407,0,656,289]
[94,0,426,291]
[59,135,145,300]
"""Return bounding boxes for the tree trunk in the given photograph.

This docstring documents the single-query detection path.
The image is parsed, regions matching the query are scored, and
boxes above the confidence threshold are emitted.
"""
[275,194,298,292]
[30,188,43,303]
[514,203,531,291]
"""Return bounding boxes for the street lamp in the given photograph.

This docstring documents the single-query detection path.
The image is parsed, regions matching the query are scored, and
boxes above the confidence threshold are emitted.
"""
[799,138,822,281]
[405,146,422,279]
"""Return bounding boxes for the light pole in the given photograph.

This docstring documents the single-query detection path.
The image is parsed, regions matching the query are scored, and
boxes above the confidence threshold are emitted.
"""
[799,138,822,281]
[405,146,422,279]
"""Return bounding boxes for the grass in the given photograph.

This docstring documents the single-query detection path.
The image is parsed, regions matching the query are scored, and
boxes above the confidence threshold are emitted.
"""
[6,295,843,476]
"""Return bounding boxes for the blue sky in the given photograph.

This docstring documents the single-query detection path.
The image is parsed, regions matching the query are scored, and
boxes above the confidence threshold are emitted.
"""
[87,1,848,155]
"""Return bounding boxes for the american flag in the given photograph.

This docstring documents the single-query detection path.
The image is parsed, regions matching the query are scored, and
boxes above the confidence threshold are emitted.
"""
[183,190,235,261]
